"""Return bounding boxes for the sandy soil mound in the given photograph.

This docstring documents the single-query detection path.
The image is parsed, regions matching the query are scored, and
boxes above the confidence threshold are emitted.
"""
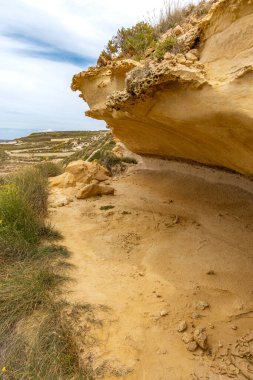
[49,161,253,379]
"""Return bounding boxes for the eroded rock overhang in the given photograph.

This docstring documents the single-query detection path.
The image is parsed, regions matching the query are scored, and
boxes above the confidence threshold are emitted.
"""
[72,0,253,176]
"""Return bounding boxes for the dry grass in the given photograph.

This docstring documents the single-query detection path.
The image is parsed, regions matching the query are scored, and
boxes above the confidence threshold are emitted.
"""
[5,167,48,217]
[104,0,214,61]
[153,0,215,35]
[35,161,63,178]
[0,166,95,379]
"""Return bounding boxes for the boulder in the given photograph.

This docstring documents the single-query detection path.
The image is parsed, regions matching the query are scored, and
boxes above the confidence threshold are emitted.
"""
[49,172,76,188]
[50,160,110,189]
[185,51,198,62]
[177,320,187,332]
[164,52,174,60]
[193,328,208,350]
[182,333,194,344]
[76,184,115,199]
[186,341,198,352]
[176,54,187,64]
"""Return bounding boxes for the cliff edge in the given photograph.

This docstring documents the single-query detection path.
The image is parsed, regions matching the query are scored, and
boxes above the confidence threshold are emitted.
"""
[72,0,253,176]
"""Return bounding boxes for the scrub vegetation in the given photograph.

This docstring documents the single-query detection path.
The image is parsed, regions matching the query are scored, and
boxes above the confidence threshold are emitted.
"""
[0,163,93,379]
[103,0,215,61]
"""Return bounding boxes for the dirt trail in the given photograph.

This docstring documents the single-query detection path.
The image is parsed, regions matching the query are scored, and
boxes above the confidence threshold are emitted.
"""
[49,162,253,379]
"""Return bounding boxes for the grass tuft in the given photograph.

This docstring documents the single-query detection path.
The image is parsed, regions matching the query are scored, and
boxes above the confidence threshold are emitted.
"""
[35,161,63,178]
[6,167,48,216]
[0,261,66,337]
[0,303,93,380]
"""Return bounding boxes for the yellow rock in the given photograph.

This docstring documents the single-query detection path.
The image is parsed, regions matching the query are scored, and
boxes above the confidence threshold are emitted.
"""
[72,0,253,176]
[76,184,115,199]
[49,160,110,189]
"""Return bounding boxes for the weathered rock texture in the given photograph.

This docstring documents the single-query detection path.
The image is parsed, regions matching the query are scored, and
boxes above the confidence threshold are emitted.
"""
[49,160,115,199]
[76,184,114,199]
[50,160,111,188]
[72,0,253,176]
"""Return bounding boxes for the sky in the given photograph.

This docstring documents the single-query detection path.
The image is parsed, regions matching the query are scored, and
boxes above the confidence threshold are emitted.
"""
[0,0,182,140]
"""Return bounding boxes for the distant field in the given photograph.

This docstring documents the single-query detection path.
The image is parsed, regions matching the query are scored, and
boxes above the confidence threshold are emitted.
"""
[0,130,111,175]
[19,130,107,141]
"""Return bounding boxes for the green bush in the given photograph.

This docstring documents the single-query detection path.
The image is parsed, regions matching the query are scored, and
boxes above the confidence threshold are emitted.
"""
[155,36,178,60]
[106,21,157,60]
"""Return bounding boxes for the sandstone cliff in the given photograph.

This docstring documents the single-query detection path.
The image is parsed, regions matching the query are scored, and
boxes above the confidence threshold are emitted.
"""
[72,0,253,176]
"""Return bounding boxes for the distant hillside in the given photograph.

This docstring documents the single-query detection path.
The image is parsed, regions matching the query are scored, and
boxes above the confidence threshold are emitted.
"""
[0,130,112,175]
[0,130,136,176]
[19,130,107,143]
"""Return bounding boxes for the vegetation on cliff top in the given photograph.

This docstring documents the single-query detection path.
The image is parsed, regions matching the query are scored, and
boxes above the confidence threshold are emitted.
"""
[103,0,215,61]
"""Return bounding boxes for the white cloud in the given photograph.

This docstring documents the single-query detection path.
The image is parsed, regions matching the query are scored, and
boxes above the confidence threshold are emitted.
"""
[0,0,191,139]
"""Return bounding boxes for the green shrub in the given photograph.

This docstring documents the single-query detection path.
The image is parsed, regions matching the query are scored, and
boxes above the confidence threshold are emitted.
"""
[155,36,178,60]
[106,21,157,60]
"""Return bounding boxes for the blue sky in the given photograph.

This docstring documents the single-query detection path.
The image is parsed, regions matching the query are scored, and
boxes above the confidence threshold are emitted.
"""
[0,0,190,139]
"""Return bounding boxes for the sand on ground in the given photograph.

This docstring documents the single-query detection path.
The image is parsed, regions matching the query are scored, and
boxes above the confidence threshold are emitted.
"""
[49,159,253,380]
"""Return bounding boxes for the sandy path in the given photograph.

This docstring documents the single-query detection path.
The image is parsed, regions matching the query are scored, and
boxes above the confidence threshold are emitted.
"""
[50,162,253,379]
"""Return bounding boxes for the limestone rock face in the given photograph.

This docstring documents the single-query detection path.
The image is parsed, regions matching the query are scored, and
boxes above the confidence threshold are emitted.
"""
[72,0,253,176]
